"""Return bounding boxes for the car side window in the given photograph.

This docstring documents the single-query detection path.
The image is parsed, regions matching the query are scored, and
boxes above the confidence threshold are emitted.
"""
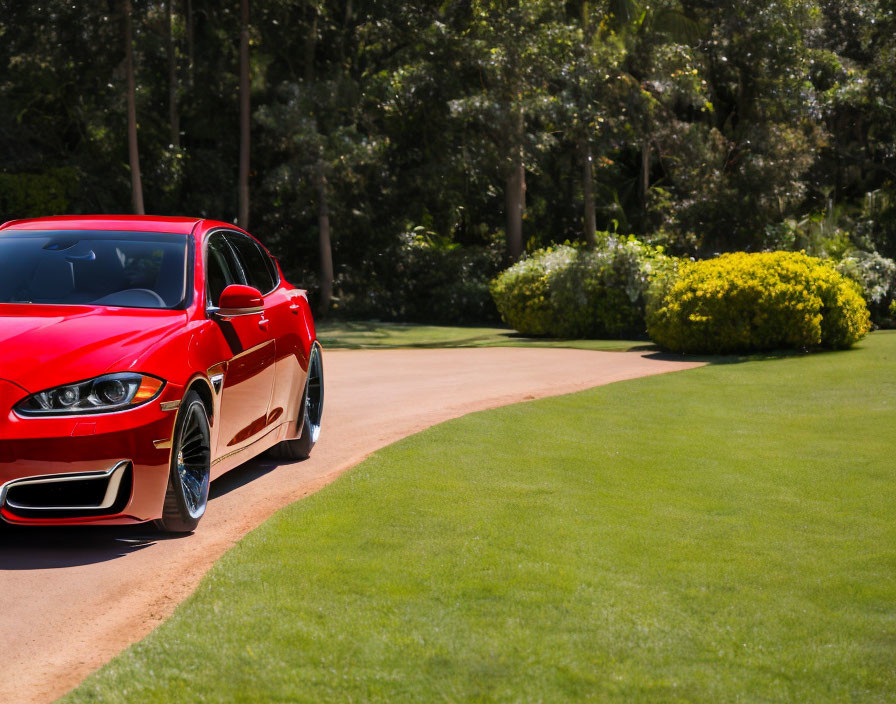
[206,234,244,307]
[226,233,276,295]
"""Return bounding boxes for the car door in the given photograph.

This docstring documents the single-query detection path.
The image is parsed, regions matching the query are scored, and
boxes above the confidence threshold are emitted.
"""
[206,231,276,456]
[226,235,306,430]
[223,231,297,427]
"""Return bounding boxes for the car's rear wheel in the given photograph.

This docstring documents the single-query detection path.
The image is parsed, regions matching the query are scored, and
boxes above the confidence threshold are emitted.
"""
[155,390,211,533]
[269,343,323,461]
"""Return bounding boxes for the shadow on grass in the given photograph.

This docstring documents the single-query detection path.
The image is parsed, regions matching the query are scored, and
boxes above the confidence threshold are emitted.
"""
[644,344,864,366]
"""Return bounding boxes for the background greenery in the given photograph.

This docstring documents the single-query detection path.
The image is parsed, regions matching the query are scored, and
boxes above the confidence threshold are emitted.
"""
[2,1,895,321]
[64,332,896,702]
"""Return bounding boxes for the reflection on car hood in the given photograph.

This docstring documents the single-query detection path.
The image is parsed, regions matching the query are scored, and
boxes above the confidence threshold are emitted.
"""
[0,304,188,393]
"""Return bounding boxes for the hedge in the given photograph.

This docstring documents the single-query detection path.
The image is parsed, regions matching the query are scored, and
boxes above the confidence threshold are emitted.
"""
[646,251,871,354]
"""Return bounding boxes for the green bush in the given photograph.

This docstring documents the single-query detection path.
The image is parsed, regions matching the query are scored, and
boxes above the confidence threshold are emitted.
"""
[489,238,668,338]
[647,251,871,354]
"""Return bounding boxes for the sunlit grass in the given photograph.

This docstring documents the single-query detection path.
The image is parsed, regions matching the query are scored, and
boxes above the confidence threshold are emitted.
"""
[65,332,896,702]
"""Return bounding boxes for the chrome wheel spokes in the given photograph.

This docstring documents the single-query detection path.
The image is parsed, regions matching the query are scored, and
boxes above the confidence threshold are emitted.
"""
[177,403,210,519]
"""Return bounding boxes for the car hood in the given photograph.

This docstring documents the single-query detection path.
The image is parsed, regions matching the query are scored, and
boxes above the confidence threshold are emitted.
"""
[0,304,188,393]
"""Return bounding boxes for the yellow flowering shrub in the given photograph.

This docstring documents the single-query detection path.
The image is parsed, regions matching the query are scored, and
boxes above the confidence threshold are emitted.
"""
[646,251,871,353]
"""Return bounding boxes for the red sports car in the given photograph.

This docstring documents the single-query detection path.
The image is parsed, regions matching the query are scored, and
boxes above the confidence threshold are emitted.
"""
[0,215,323,532]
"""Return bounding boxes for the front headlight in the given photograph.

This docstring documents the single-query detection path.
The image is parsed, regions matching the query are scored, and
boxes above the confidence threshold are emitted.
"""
[15,373,165,416]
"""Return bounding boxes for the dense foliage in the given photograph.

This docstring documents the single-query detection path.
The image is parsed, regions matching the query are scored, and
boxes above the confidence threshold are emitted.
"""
[335,232,504,324]
[835,250,896,327]
[1,1,895,320]
[646,252,871,353]
[490,239,665,337]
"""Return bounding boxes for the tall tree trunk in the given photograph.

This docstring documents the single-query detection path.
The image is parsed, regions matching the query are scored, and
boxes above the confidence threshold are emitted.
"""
[305,3,318,82]
[581,4,597,247]
[304,9,332,313]
[505,154,525,261]
[315,161,334,314]
[505,107,526,261]
[166,0,179,147]
[238,0,250,229]
[124,0,144,215]
[185,0,194,87]
[338,0,353,68]
[639,138,650,213]
[582,139,596,247]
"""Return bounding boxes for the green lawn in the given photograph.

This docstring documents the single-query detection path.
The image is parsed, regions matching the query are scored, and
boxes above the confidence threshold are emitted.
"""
[317,319,649,351]
[66,332,896,702]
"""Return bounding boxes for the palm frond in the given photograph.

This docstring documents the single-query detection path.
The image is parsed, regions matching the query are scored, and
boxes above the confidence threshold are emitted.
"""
[651,8,701,45]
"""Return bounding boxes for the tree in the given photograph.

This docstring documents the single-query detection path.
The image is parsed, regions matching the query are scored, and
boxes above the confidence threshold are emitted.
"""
[124,0,145,214]
[238,0,250,229]
[449,0,566,261]
[314,159,335,312]
[185,0,195,87]
[556,1,627,245]
[673,0,821,252]
[254,1,392,313]
[166,0,180,148]
[2,0,894,323]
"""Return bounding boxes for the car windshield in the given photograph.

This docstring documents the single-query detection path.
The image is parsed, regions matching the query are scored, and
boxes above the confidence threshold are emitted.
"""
[0,230,189,310]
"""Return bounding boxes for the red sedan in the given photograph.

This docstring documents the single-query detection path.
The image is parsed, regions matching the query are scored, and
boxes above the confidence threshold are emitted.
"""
[0,215,323,532]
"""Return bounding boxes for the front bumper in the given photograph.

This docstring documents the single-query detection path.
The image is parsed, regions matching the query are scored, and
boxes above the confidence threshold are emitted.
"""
[0,379,182,525]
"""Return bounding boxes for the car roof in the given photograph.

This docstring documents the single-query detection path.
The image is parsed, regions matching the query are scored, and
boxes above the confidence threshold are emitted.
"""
[0,215,203,235]
[0,215,282,284]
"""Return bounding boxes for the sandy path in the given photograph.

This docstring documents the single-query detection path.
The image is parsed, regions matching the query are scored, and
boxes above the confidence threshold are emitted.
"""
[0,347,702,704]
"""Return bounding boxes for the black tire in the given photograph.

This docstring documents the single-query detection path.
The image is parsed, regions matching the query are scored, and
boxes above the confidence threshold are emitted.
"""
[155,390,211,533]
[269,343,324,461]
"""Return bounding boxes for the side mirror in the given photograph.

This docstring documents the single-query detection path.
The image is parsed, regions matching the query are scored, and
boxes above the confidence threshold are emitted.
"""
[215,284,263,317]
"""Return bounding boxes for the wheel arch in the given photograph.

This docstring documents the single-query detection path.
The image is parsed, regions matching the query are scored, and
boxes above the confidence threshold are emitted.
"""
[184,374,215,424]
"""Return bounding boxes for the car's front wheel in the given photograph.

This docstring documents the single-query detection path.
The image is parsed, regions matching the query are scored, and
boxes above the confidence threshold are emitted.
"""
[155,390,211,533]
[269,343,324,461]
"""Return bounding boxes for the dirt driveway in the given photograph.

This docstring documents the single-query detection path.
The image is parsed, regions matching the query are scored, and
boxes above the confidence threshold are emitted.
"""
[0,347,702,704]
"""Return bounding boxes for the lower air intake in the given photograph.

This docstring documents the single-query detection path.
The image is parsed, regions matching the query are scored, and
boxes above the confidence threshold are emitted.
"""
[2,461,132,519]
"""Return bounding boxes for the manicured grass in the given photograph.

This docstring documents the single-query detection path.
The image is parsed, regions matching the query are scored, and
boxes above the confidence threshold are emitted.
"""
[317,319,648,352]
[66,332,896,702]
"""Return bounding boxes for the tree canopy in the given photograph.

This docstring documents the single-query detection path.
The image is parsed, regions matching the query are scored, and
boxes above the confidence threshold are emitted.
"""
[0,0,893,316]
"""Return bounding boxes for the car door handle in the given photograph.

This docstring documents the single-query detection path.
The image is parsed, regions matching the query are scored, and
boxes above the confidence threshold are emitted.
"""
[289,302,301,314]
[258,317,269,330]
